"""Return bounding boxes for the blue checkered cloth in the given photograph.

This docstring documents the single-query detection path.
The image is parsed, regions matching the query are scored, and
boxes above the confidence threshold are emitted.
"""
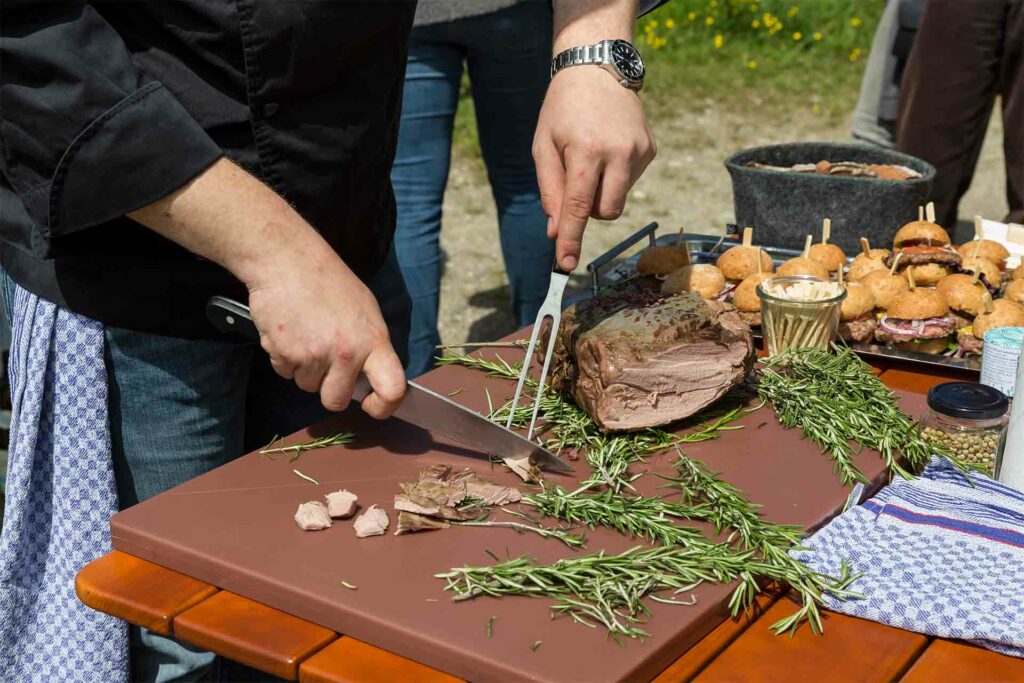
[0,283,128,681]
[794,457,1024,657]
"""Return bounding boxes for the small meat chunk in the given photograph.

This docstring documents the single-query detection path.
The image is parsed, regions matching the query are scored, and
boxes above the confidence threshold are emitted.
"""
[838,317,877,343]
[354,504,390,538]
[294,501,332,531]
[395,511,451,535]
[325,490,358,519]
[503,457,541,484]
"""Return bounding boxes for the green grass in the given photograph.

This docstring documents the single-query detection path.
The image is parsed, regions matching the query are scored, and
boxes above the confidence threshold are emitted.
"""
[453,0,884,154]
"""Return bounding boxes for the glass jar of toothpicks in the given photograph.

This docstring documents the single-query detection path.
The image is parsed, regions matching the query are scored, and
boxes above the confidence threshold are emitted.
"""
[757,276,847,355]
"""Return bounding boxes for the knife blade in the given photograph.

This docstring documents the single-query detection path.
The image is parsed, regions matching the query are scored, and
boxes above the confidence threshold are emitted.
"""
[206,296,573,474]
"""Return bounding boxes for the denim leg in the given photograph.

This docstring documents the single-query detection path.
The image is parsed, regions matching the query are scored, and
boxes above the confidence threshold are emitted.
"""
[464,3,555,327]
[106,328,255,682]
[391,32,464,378]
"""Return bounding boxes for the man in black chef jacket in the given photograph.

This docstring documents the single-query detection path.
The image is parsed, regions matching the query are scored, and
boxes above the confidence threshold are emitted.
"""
[0,1,664,680]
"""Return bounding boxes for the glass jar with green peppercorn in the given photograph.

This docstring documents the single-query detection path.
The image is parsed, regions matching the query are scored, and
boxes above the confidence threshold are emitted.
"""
[922,382,1009,476]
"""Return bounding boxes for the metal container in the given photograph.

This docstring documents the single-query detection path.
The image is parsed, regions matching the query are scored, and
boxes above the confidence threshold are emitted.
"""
[980,327,1024,398]
[922,382,1008,477]
[725,142,936,253]
[756,275,846,356]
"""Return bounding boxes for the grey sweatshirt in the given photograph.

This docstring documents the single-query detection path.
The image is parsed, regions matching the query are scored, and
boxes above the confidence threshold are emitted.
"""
[414,0,525,26]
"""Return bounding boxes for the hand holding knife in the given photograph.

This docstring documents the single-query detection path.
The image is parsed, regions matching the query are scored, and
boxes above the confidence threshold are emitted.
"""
[206,297,573,474]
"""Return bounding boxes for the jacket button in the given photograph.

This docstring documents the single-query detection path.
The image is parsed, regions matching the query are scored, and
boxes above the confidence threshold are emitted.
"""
[262,102,279,117]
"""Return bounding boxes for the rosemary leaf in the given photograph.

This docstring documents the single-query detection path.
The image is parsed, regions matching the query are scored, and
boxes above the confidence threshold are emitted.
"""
[292,469,320,485]
[260,432,355,462]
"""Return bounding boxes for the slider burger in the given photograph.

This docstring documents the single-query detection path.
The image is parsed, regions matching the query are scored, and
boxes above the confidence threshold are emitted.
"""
[875,287,956,354]
[957,239,1009,270]
[958,298,1024,355]
[716,245,773,282]
[885,219,961,270]
[1013,264,1024,281]
[1003,278,1024,305]
[960,256,1003,288]
[860,268,908,310]
[777,256,829,279]
[936,273,988,327]
[807,218,846,274]
[731,272,772,327]
[637,240,690,276]
[838,282,877,343]
[662,264,726,299]
[848,238,890,281]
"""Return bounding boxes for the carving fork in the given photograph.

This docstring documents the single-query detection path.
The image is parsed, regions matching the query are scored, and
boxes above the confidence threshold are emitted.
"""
[506,261,572,440]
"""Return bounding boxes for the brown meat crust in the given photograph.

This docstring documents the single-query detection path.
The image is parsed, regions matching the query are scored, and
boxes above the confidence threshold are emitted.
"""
[838,317,877,343]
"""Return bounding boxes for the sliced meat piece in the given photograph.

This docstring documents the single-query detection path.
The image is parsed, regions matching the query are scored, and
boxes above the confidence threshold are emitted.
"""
[838,317,877,343]
[294,501,332,531]
[394,511,450,535]
[958,330,985,355]
[463,480,522,506]
[353,505,389,538]
[737,310,762,327]
[324,490,358,519]
[503,457,541,484]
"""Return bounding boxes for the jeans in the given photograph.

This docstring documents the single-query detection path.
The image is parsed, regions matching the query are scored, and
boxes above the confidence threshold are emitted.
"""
[102,251,409,682]
[391,2,555,378]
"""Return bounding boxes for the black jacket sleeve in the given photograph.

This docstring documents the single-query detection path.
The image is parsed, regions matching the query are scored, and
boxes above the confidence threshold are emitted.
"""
[0,1,222,256]
[639,1,670,16]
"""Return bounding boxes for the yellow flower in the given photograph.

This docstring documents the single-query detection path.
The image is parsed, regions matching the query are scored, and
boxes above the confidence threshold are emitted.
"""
[850,17,862,27]
[849,47,862,61]
[812,103,821,113]
[788,6,799,17]
[688,11,697,21]
[665,18,675,29]
[813,31,823,41]
[705,16,715,25]
[649,19,659,29]
[747,59,758,69]
[714,34,724,48]
[792,31,802,41]
[752,19,761,28]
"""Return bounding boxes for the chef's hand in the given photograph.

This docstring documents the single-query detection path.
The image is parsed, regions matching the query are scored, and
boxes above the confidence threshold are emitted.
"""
[129,158,407,418]
[538,1,657,272]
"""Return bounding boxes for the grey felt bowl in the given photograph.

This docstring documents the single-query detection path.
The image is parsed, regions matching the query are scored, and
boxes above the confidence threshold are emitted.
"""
[725,142,936,253]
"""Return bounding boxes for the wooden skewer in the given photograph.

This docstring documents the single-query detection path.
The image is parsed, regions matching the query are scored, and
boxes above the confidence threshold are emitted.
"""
[756,248,763,274]
[971,267,982,284]
[802,235,812,259]
[889,251,903,275]
[860,237,871,257]
[676,227,686,248]
[907,266,917,290]
[971,216,984,260]
[683,240,692,266]
[974,215,984,240]
[918,206,924,222]
[821,218,831,244]
[837,264,845,286]
[982,291,994,314]
[742,226,753,248]
[926,202,936,224]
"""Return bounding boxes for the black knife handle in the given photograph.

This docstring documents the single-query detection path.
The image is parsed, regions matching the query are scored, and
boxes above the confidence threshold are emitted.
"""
[552,259,572,277]
[206,296,259,341]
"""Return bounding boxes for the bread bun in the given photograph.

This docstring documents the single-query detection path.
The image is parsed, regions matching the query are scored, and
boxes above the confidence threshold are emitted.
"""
[887,288,949,320]
[893,338,951,355]
[957,239,1009,267]
[840,282,876,321]
[893,220,951,248]
[936,273,988,316]
[732,272,772,312]
[661,264,726,299]
[716,246,773,281]
[776,256,829,279]
[860,269,909,310]
[807,243,847,273]
[1004,278,1024,305]
[1013,264,1024,280]
[848,254,888,281]
[637,246,690,275]
[974,299,1024,338]
[900,263,949,286]
[960,256,1003,287]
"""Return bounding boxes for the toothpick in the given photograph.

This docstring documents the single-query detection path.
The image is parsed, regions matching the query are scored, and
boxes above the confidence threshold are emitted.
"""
[676,227,686,248]
[907,266,916,290]
[756,249,763,274]
[889,252,903,275]
[982,291,994,314]
[821,218,831,244]
[971,268,981,284]
[742,226,753,248]
[837,264,844,286]
[802,235,812,259]
[974,215,984,240]
[683,240,692,266]
[926,202,936,223]
[860,237,870,257]
[918,206,924,222]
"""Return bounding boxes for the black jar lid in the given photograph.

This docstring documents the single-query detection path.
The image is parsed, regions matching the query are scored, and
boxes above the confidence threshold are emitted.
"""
[927,382,1009,420]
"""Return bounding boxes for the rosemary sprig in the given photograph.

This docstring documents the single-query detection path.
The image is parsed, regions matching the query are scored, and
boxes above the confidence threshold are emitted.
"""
[757,346,963,484]
[454,519,587,549]
[292,469,320,485]
[260,432,355,462]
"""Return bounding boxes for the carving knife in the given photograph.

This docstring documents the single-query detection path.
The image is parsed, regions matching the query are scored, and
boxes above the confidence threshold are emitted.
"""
[206,296,574,474]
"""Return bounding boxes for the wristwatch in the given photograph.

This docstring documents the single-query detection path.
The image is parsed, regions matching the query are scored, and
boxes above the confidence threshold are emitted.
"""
[550,39,645,91]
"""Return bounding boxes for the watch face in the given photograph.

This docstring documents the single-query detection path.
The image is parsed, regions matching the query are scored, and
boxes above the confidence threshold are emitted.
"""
[611,40,645,82]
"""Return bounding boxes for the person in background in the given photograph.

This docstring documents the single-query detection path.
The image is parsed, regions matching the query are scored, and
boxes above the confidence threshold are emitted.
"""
[0,1,661,680]
[392,1,556,378]
[897,0,1023,228]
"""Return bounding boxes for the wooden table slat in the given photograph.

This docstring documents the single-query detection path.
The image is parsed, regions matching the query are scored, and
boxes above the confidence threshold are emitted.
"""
[878,366,967,395]
[75,550,218,636]
[899,639,1024,682]
[299,637,464,683]
[692,597,929,683]
[172,591,337,681]
[652,592,779,682]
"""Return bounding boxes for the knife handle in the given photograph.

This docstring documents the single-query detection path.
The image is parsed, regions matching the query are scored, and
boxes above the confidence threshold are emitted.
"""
[206,296,372,402]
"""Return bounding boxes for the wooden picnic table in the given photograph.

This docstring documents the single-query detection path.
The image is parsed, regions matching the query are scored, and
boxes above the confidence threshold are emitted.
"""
[76,360,1024,682]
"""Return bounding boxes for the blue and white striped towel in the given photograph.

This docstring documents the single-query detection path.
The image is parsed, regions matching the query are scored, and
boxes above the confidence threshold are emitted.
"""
[794,458,1024,657]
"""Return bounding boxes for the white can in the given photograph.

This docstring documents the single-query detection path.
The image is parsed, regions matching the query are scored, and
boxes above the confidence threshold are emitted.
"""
[999,346,1024,489]
[981,327,1024,398]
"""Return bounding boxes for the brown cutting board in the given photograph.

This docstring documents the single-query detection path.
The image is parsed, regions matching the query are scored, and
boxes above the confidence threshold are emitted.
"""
[110,350,927,683]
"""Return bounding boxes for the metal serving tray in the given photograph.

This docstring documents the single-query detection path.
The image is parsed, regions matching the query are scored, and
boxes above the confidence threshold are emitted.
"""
[582,222,981,373]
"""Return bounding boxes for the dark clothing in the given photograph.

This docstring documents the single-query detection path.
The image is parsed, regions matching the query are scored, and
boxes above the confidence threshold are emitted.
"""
[0,1,417,338]
[897,0,1024,228]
